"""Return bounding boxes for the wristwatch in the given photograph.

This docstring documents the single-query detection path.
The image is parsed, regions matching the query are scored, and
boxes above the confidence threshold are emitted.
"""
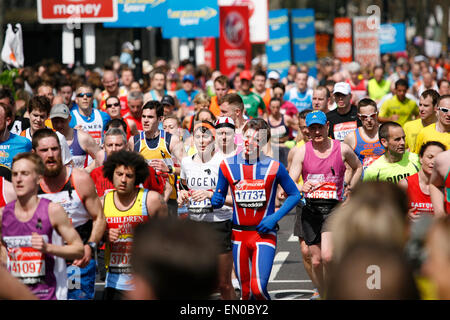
[167,165,174,174]
[87,241,97,252]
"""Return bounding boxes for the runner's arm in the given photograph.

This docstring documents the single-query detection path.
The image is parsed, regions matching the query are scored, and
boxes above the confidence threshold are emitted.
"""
[342,143,363,193]
[257,163,301,233]
[211,166,229,209]
[430,153,446,217]
[46,202,84,260]
[79,130,102,173]
[146,191,168,218]
[72,169,107,266]
[0,265,37,300]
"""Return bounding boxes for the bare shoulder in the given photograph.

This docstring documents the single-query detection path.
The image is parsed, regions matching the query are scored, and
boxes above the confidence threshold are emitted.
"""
[71,168,96,193]
[435,150,450,174]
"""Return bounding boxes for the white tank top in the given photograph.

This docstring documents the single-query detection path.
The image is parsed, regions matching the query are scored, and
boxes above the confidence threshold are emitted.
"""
[37,167,90,228]
[72,109,104,145]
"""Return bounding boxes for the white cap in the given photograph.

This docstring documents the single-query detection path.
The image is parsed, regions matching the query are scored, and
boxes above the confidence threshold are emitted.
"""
[333,82,351,95]
[268,70,280,80]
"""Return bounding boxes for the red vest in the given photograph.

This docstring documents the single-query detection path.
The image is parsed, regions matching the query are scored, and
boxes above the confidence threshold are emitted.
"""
[406,173,433,214]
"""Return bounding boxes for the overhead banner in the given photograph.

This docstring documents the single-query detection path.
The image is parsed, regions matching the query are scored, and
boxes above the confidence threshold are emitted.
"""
[219,6,251,76]
[379,23,406,54]
[334,17,352,63]
[265,9,291,79]
[162,0,219,38]
[203,37,216,70]
[104,0,167,28]
[291,9,317,77]
[37,0,118,24]
[218,0,268,43]
[353,16,380,67]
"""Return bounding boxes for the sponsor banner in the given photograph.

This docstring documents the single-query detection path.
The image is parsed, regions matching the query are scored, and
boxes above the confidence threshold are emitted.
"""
[203,37,216,70]
[379,23,406,54]
[334,17,352,63]
[316,33,331,59]
[104,0,167,28]
[291,8,317,77]
[162,0,219,38]
[353,16,380,67]
[265,9,291,79]
[218,0,268,43]
[219,6,251,76]
[37,0,118,24]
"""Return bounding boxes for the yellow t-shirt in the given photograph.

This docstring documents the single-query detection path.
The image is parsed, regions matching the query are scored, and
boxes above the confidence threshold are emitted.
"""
[414,123,450,153]
[403,119,423,152]
[379,95,419,127]
[296,140,305,185]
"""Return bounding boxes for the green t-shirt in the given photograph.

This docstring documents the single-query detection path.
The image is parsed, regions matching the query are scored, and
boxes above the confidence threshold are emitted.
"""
[363,151,420,184]
[239,91,266,119]
[368,78,391,101]
[379,95,419,127]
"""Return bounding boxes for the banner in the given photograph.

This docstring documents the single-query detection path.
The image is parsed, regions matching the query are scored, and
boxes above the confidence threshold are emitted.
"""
[162,0,219,38]
[379,23,406,54]
[334,17,352,63]
[316,33,331,59]
[203,37,216,70]
[353,16,380,67]
[219,6,251,76]
[37,0,117,24]
[265,9,291,79]
[291,9,317,77]
[104,0,167,28]
[218,0,268,43]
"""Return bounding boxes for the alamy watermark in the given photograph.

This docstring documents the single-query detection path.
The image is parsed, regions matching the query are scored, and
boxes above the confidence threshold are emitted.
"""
[366,264,381,290]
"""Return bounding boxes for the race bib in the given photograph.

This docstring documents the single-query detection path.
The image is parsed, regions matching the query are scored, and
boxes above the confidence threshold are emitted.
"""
[7,246,46,284]
[109,240,132,274]
[188,199,213,214]
[235,179,266,208]
[306,182,338,200]
[333,121,357,141]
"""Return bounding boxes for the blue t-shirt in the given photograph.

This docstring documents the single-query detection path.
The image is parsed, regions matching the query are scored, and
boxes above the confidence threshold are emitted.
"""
[0,133,32,168]
[175,89,199,107]
[284,88,313,113]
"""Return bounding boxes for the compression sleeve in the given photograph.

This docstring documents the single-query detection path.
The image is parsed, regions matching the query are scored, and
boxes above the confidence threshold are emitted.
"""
[211,165,229,209]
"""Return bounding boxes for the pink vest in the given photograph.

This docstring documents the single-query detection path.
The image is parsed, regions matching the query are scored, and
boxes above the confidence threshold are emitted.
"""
[302,140,346,201]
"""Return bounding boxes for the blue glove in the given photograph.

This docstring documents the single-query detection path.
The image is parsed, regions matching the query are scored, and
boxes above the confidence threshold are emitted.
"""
[256,215,279,234]
[211,192,225,209]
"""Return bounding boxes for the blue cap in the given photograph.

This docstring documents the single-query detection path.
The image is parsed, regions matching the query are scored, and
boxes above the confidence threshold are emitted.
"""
[306,111,327,127]
[183,74,195,82]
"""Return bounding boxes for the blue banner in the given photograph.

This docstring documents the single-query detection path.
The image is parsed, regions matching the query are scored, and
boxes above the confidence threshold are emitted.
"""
[291,9,317,77]
[162,0,219,39]
[103,0,167,28]
[379,23,406,54]
[265,9,291,79]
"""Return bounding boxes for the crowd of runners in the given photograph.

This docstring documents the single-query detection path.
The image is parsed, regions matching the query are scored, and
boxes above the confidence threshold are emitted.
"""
[0,51,449,300]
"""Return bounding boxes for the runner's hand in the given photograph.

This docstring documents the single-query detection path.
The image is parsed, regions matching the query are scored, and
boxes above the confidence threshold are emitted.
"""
[301,181,315,193]
[191,190,211,202]
[257,215,278,234]
[407,207,420,221]
[31,232,47,253]
[72,245,92,268]
[108,228,120,243]
[149,160,169,173]
[177,190,190,206]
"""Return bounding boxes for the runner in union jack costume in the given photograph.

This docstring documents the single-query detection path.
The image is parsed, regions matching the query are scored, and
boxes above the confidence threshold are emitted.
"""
[211,119,301,300]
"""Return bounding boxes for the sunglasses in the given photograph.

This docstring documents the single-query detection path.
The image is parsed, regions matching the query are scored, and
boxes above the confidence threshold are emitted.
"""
[358,112,377,120]
[77,93,93,98]
[106,102,120,108]
[438,107,450,114]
